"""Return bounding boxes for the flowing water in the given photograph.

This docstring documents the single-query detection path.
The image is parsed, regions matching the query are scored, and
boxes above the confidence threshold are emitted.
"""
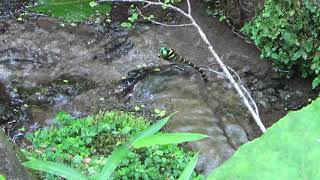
[0,0,316,175]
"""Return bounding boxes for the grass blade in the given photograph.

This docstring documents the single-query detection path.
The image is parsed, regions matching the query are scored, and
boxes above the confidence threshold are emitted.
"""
[23,160,88,180]
[178,152,199,180]
[129,112,176,144]
[96,145,130,180]
[97,113,176,179]
[132,133,208,148]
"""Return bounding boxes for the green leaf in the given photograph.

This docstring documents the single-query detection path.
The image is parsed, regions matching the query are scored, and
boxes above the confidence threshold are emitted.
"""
[304,41,313,53]
[312,76,320,89]
[208,98,320,179]
[96,145,130,180]
[120,22,132,28]
[178,152,199,180]
[282,31,298,46]
[132,133,208,148]
[23,160,88,180]
[30,0,112,23]
[0,175,5,180]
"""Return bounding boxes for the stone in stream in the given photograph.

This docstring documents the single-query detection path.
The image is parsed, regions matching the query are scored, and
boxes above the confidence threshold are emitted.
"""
[0,130,32,180]
[0,83,23,126]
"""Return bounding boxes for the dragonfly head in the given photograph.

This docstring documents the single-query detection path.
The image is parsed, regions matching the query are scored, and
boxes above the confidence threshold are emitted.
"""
[158,47,171,60]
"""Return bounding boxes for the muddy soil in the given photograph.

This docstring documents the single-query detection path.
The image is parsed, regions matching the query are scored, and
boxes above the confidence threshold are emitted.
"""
[0,0,317,175]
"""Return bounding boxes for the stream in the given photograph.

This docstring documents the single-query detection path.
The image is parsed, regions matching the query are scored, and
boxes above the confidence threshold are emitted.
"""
[0,0,317,175]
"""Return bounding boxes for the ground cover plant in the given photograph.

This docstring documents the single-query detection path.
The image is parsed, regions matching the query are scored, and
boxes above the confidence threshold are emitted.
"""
[22,111,206,179]
[241,0,320,88]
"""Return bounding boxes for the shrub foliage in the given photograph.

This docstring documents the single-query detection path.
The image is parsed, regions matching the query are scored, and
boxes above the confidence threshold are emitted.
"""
[241,0,320,88]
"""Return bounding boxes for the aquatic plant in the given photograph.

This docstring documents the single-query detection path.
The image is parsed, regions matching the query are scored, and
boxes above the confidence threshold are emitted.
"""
[22,111,207,179]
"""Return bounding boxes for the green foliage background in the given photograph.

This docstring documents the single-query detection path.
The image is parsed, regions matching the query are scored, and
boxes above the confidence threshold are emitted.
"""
[241,0,320,88]
[208,97,320,179]
[22,111,198,179]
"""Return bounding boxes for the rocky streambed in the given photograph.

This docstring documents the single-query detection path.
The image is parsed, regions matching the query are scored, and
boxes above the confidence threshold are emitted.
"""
[0,0,317,176]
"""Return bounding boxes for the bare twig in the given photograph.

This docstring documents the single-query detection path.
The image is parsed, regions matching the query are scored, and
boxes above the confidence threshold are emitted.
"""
[146,18,193,27]
[186,0,191,14]
[202,67,227,78]
[98,0,266,133]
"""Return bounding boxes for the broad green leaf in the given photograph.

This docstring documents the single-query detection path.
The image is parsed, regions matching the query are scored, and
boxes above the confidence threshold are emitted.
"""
[304,40,313,53]
[312,76,320,89]
[97,113,176,179]
[0,175,5,180]
[208,98,320,180]
[178,152,199,180]
[132,133,208,148]
[30,0,112,23]
[282,31,298,46]
[96,145,130,180]
[23,160,88,180]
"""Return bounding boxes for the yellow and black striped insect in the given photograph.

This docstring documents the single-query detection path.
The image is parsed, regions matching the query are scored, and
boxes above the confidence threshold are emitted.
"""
[158,47,209,82]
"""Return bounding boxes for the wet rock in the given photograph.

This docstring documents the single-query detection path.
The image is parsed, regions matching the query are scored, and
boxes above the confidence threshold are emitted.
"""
[17,75,96,106]
[0,0,30,21]
[103,35,134,62]
[224,123,248,147]
[279,90,310,110]
[0,22,9,34]
[0,130,32,180]
[0,83,28,138]
[0,83,19,125]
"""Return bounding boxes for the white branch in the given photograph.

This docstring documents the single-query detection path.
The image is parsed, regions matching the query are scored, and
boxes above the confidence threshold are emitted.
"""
[187,0,191,14]
[202,67,227,78]
[224,65,260,116]
[98,0,266,133]
[147,19,193,27]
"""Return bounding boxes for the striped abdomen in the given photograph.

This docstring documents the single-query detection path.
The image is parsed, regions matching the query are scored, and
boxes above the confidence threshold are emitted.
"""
[160,48,209,82]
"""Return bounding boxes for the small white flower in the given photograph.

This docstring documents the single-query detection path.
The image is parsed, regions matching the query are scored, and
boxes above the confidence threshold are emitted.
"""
[89,1,98,8]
